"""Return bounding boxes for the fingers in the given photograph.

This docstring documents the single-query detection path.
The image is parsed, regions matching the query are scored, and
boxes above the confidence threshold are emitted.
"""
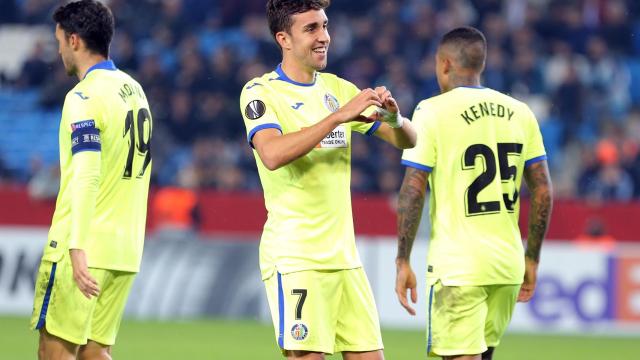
[395,287,416,315]
[517,284,534,303]
[395,278,417,316]
[355,115,375,123]
[75,270,100,299]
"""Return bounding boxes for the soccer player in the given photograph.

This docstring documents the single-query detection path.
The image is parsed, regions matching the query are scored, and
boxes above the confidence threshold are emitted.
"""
[239,1,416,359]
[395,27,552,360]
[30,1,153,359]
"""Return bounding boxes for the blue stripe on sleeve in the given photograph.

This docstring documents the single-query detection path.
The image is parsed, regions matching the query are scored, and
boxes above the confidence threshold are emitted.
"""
[427,284,434,354]
[524,155,547,168]
[248,123,283,148]
[277,272,285,348]
[365,121,381,136]
[36,262,57,329]
[401,159,433,172]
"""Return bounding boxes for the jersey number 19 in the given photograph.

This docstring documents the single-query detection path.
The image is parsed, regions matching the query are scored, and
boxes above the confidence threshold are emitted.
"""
[122,108,152,179]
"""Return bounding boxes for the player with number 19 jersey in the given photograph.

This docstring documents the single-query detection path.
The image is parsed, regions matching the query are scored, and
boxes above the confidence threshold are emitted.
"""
[42,60,152,272]
[402,86,546,286]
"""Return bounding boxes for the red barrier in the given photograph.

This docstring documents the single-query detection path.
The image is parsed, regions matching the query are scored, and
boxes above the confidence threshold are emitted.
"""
[0,186,638,241]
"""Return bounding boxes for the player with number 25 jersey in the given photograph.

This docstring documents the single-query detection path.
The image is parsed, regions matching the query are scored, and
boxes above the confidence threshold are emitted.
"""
[396,27,552,359]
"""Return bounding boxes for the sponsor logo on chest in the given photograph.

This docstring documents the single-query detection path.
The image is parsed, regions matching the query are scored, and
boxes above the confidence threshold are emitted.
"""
[317,124,347,148]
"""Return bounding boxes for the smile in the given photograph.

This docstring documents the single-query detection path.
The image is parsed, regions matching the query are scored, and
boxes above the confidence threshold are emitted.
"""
[313,47,327,54]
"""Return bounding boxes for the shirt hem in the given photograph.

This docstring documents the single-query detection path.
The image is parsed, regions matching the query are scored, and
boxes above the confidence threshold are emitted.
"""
[261,263,363,280]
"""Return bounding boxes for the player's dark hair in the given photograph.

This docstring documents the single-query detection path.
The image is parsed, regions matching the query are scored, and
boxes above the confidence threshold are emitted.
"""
[439,26,487,72]
[266,0,330,44]
[53,0,114,58]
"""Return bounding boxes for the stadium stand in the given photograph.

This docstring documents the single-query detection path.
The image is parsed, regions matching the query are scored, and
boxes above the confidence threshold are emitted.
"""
[0,0,639,199]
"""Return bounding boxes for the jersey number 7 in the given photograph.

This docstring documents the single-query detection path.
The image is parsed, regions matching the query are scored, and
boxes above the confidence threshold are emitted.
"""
[122,108,152,179]
[463,143,523,216]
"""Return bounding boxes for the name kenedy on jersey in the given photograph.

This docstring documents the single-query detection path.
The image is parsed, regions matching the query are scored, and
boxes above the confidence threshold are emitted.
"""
[461,102,515,125]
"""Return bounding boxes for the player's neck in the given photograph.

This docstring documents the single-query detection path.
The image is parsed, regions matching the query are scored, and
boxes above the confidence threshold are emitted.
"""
[280,59,316,84]
[445,73,482,92]
[76,54,108,81]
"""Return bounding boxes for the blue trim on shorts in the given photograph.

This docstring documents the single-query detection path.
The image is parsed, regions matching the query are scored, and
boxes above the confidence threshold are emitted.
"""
[36,262,57,329]
[427,284,434,354]
[277,272,284,348]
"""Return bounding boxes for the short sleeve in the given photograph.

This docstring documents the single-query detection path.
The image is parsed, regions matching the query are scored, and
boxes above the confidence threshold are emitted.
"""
[401,101,436,172]
[239,81,283,148]
[62,91,102,155]
[523,105,547,168]
[340,80,380,136]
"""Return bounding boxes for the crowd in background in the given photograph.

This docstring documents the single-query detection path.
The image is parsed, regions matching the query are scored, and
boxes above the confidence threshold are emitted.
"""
[1,0,640,201]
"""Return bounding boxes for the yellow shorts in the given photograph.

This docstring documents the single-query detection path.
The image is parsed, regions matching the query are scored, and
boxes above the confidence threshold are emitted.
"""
[426,281,519,357]
[264,268,383,355]
[30,253,136,345]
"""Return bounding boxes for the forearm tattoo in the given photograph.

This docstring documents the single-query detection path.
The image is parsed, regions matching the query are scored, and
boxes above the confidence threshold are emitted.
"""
[524,162,553,263]
[397,168,428,261]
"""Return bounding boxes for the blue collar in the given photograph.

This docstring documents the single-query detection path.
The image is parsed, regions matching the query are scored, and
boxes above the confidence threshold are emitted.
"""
[458,85,485,89]
[274,64,316,87]
[83,60,117,79]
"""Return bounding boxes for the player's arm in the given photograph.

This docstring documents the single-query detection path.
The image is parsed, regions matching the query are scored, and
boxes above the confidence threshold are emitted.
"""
[253,88,382,170]
[69,151,101,299]
[519,160,552,302]
[395,167,430,315]
[63,98,102,298]
[370,86,417,149]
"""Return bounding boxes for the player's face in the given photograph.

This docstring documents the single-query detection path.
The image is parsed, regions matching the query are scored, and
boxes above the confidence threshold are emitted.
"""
[287,9,330,71]
[55,24,77,77]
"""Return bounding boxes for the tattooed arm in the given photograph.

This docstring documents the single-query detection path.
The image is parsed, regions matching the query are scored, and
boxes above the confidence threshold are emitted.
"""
[519,160,553,302]
[397,167,429,260]
[395,167,429,315]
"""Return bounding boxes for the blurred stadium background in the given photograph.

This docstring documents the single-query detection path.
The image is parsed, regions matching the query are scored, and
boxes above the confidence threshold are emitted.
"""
[0,0,639,359]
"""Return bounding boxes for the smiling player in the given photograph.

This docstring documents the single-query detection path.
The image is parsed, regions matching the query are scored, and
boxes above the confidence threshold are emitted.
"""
[239,1,416,359]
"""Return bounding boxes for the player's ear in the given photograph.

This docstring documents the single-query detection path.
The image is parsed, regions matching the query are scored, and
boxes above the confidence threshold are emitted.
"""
[442,56,452,75]
[68,33,81,51]
[275,31,292,51]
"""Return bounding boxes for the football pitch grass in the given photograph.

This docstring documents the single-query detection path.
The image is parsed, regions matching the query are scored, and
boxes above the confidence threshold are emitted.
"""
[1,316,636,359]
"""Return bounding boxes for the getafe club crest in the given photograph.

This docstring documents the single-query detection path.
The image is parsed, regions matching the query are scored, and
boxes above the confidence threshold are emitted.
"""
[291,323,309,341]
[323,93,340,113]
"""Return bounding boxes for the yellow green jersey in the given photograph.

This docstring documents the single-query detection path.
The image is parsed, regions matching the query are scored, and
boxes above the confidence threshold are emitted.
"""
[402,86,546,286]
[240,64,380,280]
[42,60,152,272]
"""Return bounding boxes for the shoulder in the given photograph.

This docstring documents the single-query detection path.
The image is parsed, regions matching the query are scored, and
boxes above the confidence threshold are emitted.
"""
[241,72,277,95]
[486,88,530,109]
[64,82,94,108]
[321,72,355,88]
[413,96,442,117]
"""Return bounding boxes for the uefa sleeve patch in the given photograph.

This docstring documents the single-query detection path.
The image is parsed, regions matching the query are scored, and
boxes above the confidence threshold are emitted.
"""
[70,120,101,155]
[245,100,266,120]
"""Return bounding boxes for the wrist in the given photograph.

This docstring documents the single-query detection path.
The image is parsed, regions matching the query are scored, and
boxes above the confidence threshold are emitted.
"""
[377,108,403,128]
[329,110,348,125]
[396,257,410,266]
